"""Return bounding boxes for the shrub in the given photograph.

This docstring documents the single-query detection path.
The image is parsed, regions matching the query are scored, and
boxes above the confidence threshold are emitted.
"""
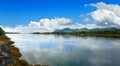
[0,27,5,36]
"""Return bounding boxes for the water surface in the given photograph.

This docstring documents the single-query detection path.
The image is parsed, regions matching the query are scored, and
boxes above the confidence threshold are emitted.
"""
[7,34,120,66]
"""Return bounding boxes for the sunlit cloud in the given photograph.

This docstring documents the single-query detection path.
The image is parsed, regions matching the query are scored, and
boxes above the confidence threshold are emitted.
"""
[2,2,120,33]
[7,34,120,65]
[88,2,120,27]
[2,17,73,33]
[2,17,102,33]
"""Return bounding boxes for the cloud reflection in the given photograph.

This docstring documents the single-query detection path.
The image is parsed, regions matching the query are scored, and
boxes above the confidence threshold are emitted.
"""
[7,34,120,66]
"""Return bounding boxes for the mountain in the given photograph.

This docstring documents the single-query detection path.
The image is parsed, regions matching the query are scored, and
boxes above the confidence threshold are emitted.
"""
[101,27,118,30]
[54,27,119,32]
[54,28,90,32]
[55,28,73,32]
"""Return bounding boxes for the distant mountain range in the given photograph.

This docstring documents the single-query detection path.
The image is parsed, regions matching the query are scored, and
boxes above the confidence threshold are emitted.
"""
[54,27,119,32]
[31,27,120,37]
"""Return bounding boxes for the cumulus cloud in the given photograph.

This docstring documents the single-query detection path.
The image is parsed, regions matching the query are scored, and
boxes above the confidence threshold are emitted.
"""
[3,2,120,33]
[83,18,90,22]
[79,14,91,22]
[3,17,76,33]
[88,2,120,27]
[3,17,102,33]
[28,17,72,29]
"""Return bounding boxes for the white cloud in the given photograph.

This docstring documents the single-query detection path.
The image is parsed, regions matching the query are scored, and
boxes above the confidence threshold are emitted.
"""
[88,2,120,27]
[2,17,105,33]
[83,18,90,22]
[2,17,75,33]
[29,17,72,29]
[3,2,120,33]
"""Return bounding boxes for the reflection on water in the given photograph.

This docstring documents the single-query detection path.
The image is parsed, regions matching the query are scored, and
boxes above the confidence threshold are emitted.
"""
[7,34,120,66]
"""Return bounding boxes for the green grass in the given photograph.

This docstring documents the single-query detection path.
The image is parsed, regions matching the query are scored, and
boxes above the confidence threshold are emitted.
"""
[0,41,5,46]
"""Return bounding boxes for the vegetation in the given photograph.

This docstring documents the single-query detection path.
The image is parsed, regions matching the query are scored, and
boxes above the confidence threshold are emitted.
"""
[0,41,5,46]
[5,32,20,34]
[0,27,49,66]
[32,28,120,37]
[0,27,5,36]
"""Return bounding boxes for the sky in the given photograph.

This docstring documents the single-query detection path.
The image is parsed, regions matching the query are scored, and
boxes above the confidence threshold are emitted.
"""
[0,0,120,33]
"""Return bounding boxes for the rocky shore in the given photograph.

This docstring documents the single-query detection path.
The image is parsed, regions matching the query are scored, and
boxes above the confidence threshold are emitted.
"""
[0,28,49,66]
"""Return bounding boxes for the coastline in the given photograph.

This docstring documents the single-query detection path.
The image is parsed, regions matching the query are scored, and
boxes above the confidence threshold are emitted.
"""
[0,28,49,66]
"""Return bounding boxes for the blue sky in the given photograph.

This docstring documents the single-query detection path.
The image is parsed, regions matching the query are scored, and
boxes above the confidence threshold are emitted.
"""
[1,0,120,32]
[0,0,120,26]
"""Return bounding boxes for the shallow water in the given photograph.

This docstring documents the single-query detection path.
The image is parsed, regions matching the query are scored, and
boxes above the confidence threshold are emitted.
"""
[7,34,120,66]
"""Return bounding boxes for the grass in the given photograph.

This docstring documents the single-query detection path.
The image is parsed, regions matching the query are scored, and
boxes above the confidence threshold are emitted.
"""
[0,41,5,46]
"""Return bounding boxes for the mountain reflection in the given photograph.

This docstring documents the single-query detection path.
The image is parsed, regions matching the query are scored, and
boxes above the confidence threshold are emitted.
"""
[7,34,120,66]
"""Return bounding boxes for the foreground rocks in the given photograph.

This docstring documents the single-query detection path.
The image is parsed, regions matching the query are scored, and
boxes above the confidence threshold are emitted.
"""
[0,28,49,66]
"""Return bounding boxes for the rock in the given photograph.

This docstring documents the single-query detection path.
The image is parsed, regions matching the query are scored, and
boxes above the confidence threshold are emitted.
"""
[0,27,47,66]
[34,64,41,66]
[8,45,22,60]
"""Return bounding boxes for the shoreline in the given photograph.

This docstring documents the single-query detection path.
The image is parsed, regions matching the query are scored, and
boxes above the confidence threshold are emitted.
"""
[0,27,49,66]
[0,35,33,66]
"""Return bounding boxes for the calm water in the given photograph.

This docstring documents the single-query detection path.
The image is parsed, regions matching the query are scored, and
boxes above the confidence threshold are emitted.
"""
[7,34,120,66]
